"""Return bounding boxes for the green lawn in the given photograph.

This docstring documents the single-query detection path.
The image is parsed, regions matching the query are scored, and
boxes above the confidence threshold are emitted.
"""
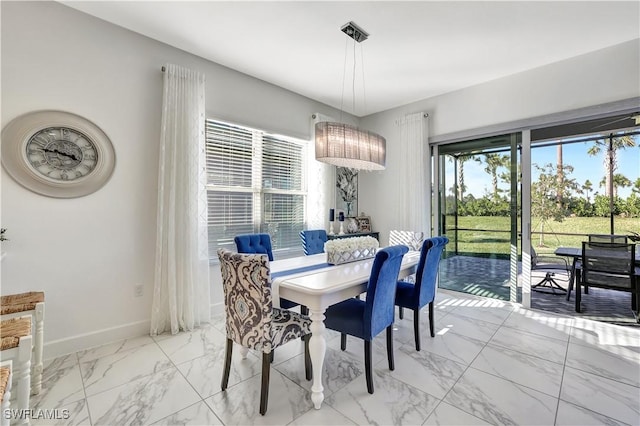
[445,215,640,256]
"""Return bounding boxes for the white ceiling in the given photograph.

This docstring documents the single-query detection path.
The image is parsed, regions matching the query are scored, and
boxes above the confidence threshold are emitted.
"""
[61,1,639,117]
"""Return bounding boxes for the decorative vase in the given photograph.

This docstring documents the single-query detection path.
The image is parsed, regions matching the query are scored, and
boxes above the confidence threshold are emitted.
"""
[346,218,359,233]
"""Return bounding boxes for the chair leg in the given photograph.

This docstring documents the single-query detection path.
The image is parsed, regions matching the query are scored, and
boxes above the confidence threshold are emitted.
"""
[221,338,233,391]
[260,352,271,416]
[386,326,394,371]
[428,301,435,338]
[340,333,347,351]
[304,334,312,381]
[399,307,404,320]
[413,309,421,351]
[575,277,582,313]
[364,340,373,394]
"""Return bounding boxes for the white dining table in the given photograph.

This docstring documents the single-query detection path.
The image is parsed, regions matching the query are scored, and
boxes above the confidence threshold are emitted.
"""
[270,250,421,409]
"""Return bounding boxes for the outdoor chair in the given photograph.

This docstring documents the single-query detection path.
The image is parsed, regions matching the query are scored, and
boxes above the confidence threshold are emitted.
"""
[324,245,408,394]
[572,236,629,298]
[588,234,628,244]
[531,246,570,295]
[576,241,639,320]
[217,249,312,415]
[395,236,449,351]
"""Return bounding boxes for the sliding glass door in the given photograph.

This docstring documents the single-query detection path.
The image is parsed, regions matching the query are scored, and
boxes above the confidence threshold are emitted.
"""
[436,133,522,302]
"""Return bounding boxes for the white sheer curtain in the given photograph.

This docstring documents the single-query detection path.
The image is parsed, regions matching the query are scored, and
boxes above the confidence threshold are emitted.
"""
[308,113,336,229]
[397,112,429,233]
[150,64,210,336]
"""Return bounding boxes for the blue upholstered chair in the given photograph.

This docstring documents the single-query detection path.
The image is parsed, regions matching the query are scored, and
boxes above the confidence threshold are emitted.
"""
[300,229,328,255]
[395,236,449,351]
[324,245,409,394]
[234,233,274,261]
[218,249,311,415]
[234,233,304,312]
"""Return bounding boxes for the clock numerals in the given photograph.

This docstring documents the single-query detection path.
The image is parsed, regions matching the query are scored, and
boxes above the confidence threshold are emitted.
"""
[26,127,98,182]
[30,134,49,149]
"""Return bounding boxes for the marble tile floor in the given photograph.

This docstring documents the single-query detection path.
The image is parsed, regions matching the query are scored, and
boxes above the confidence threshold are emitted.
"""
[28,289,640,425]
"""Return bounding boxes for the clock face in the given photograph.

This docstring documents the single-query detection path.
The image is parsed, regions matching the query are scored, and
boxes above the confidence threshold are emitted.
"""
[1,110,115,198]
[26,127,98,181]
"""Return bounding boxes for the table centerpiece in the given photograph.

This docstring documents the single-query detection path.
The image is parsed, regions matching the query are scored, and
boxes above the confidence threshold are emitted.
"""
[325,236,379,265]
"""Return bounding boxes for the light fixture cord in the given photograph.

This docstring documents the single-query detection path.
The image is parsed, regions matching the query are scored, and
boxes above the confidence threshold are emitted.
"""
[360,43,366,118]
[352,36,357,115]
[339,36,349,124]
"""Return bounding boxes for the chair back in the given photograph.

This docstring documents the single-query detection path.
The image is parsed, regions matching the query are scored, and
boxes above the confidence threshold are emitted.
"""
[588,234,628,244]
[389,230,424,251]
[364,245,409,339]
[300,229,328,255]
[581,241,635,289]
[415,237,449,307]
[234,233,274,261]
[217,249,274,352]
[530,245,539,267]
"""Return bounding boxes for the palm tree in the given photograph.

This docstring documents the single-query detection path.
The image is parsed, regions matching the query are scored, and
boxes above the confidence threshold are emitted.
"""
[598,173,632,197]
[632,178,640,195]
[582,179,593,202]
[456,154,477,201]
[587,135,636,197]
[479,153,509,200]
[556,144,564,208]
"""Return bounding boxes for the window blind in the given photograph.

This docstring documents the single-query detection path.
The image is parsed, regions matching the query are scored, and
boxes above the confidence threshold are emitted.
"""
[205,119,307,258]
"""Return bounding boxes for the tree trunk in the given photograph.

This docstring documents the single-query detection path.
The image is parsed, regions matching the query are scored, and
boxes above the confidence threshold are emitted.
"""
[538,221,545,247]
[458,159,464,201]
[556,144,564,209]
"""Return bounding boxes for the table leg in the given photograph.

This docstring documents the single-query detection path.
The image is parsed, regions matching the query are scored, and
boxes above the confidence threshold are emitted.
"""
[308,308,326,409]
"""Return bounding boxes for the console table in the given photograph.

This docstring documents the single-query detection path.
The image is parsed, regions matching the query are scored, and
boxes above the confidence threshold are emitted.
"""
[327,232,379,241]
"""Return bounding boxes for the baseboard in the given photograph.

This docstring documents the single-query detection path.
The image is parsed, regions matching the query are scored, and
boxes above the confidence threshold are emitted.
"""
[45,319,151,360]
[45,303,225,359]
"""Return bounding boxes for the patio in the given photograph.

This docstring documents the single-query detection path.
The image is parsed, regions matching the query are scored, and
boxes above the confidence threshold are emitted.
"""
[439,255,640,326]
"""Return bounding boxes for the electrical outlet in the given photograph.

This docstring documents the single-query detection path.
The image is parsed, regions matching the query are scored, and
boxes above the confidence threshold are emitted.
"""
[134,284,144,297]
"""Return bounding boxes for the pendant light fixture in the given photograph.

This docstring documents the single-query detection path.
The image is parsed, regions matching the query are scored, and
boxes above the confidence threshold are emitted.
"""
[315,21,386,171]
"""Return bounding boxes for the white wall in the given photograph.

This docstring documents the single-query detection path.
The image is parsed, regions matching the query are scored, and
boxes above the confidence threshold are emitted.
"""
[359,39,640,245]
[0,1,347,357]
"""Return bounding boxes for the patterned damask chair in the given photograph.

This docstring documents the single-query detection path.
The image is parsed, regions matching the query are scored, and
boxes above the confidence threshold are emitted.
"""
[389,230,424,252]
[324,245,409,394]
[395,236,449,351]
[234,233,306,313]
[217,249,312,415]
[389,230,424,318]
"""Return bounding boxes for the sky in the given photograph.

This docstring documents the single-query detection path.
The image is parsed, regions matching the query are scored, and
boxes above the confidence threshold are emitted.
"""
[445,135,640,199]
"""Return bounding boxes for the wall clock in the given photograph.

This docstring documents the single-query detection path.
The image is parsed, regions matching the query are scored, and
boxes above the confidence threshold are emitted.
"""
[2,110,115,198]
